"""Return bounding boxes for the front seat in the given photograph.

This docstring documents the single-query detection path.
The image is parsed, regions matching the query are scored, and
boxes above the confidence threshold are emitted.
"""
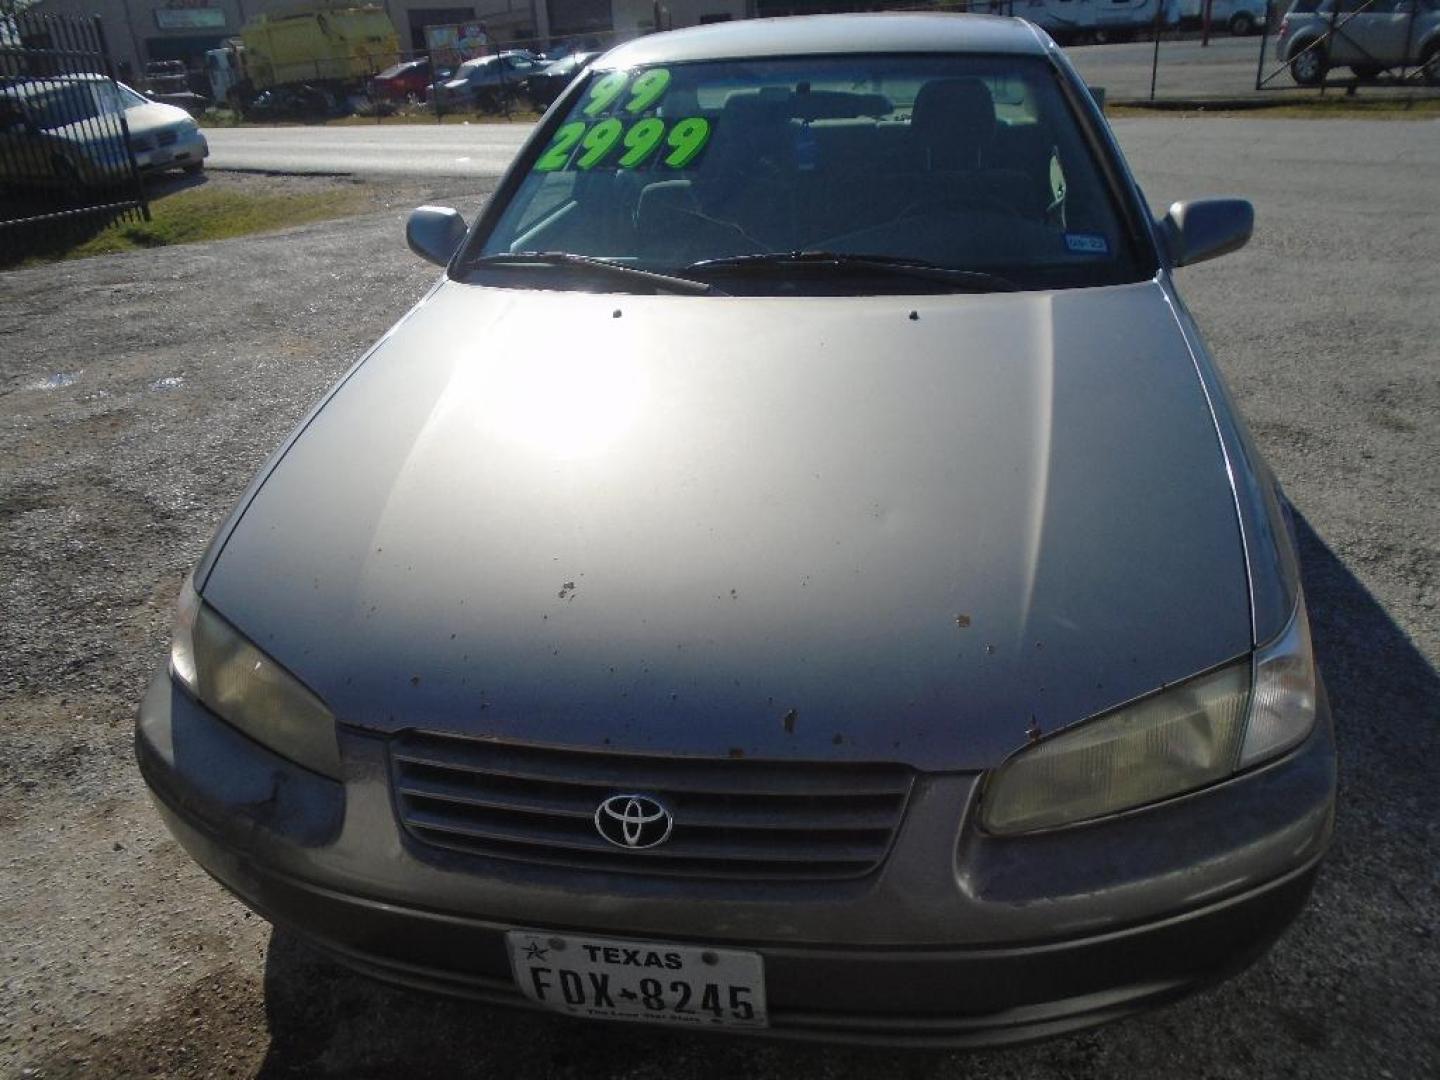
[910,77,997,171]
[906,77,1037,219]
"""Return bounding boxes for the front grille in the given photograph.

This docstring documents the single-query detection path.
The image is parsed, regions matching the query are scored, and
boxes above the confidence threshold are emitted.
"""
[390,731,915,881]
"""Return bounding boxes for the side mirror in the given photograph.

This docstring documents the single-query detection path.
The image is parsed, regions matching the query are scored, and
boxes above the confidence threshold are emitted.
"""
[406,205,467,267]
[1161,198,1253,267]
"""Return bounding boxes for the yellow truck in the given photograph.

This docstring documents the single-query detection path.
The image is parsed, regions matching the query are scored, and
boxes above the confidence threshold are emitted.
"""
[205,4,400,106]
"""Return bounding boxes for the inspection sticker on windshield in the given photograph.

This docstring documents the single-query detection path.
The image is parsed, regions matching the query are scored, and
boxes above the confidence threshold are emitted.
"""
[1064,232,1109,255]
[507,930,768,1029]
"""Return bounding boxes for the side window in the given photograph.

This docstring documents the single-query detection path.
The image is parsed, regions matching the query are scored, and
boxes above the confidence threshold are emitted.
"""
[93,83,124,114]
[511,171,578,239]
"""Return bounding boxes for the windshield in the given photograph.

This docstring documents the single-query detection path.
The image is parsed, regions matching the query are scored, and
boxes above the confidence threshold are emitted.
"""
[472,53,1150,294]
[25,83,107,130]
[116,83,149,109]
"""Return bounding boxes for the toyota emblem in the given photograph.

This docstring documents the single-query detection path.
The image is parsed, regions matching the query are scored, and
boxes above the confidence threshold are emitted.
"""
[594,794,674,850]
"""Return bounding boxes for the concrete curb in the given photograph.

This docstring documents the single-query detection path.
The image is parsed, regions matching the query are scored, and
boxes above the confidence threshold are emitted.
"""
[1110,92,1439,109]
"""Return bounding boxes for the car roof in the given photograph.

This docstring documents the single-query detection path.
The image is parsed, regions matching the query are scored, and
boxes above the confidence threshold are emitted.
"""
[597,13,1048,69]
[7,73,110,98]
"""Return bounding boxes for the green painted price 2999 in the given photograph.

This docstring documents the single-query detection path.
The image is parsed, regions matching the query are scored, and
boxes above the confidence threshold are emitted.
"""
[533,116,712,173]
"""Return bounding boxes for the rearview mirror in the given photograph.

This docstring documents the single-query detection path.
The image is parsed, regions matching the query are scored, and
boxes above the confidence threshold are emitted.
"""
[1161,198,1253,267]
[406,205,467,267]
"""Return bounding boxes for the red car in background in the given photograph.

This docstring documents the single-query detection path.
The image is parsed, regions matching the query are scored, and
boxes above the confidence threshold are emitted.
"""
[370,58,437,101]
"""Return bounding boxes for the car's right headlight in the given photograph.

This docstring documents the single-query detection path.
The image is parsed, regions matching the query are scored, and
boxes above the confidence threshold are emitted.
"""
[980,600,1318,835]
[170,578,341,779]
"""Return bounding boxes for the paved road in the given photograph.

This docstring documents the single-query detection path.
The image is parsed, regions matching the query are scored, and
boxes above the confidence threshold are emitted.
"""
[2,117,1438,1078]
[206,112,1440,193]
[206,121,532,177]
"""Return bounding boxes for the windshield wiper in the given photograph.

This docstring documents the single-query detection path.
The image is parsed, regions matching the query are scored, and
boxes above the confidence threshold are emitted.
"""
[467,251,723,296]
[686,252,1019,293]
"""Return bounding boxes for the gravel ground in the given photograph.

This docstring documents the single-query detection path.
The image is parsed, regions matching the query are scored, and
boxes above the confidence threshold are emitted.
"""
[1,123,1438,1079]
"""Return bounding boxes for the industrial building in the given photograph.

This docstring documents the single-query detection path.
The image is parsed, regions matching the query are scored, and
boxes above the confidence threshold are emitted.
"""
[27,0,755,85]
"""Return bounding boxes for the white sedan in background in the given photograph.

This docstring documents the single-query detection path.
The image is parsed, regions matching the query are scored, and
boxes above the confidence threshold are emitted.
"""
[0,73,207,191]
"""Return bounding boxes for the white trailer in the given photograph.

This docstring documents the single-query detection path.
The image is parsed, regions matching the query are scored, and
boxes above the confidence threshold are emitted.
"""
[974,0,1182,43]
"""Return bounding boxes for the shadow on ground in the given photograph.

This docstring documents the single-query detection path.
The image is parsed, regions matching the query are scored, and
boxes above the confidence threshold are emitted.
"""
[242,513,1437,1078]
[1,171,208,267]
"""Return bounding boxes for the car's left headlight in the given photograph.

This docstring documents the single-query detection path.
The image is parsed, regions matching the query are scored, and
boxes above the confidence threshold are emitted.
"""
[980,600,1318,835]
[170,579,341,778]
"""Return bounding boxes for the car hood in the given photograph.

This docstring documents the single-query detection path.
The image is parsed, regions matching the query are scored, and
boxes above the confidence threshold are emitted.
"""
[124,100,192,135]
[204,279,1250,771]
[47,101,187,144]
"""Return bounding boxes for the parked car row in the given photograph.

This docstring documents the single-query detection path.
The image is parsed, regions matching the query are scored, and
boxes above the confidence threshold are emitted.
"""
[425,50,544,108]
[368,49,596,111]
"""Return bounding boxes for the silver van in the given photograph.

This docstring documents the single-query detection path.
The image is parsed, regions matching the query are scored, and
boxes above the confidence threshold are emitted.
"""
[1277,0,1440,83]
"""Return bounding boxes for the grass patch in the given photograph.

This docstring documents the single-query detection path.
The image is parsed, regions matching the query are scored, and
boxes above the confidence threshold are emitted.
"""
[1108,95,1440,119]
[19,181,370,265]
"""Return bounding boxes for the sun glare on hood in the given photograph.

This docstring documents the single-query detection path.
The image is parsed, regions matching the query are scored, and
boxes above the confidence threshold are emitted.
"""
[471,345,651,461]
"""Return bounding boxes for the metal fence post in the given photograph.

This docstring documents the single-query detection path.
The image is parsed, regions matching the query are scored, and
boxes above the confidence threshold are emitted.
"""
[1255,0,1271,90]
[93,13,149,221]
[429,43,442,123]
[1400,0,1418,84]
[1149,2,1164,101]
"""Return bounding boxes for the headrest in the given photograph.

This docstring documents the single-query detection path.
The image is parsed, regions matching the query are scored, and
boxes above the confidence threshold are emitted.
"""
[911,77,997,162]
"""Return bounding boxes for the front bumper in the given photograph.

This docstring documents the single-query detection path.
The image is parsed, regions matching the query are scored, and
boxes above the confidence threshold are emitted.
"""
[136,667,1335,1047]
[133,132,208,173]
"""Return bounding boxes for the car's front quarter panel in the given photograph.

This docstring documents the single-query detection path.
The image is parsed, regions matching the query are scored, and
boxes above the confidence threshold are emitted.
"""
[1160,277,1302,646]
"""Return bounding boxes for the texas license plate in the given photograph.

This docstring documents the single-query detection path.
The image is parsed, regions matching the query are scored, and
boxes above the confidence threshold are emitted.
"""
[506,930,768,1029]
